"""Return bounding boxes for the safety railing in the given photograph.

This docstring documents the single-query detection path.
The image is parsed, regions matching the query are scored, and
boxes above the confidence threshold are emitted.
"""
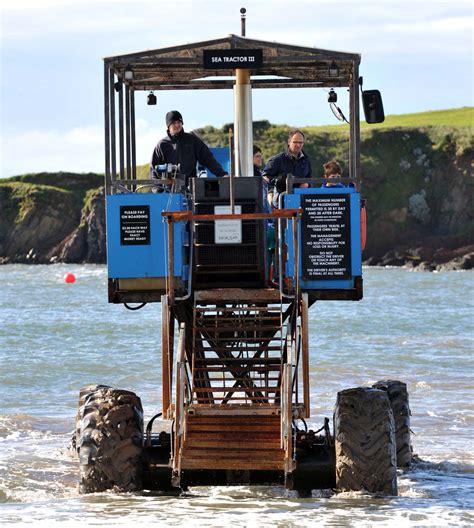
[110,178,186,194]
[281,322,298,473]
[280,291,309,471]
[162,208,302,304]
[171,322,192,481]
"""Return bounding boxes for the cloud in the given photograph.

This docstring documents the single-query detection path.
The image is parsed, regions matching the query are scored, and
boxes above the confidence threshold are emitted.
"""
[1,127,105,177]
[1,120,172,178]
[1,0,149,9]
[2,1,471,61]
[1,0,472,177]
[1,115,237,178]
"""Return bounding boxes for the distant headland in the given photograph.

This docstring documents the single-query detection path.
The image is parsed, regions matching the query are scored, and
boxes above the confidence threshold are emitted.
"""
[1,108,472,271]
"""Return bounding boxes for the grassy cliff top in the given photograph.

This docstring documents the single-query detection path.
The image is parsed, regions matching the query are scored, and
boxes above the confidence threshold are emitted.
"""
[3,171,103,189]
[305,107,473,134]
[365,106,473,129]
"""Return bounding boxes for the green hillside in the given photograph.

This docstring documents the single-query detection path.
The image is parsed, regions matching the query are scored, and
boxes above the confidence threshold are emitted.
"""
[2,106,471,184]
[365,106,473,129]
[305,107,473,134]
[0,106,472,264]
[135,107,472,177]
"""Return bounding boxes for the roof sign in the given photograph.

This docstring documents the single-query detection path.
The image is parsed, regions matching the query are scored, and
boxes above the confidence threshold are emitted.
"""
[203,49,263,69]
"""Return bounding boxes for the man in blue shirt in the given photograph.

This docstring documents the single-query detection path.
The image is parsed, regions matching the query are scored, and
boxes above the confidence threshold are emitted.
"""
[262,130,312,208]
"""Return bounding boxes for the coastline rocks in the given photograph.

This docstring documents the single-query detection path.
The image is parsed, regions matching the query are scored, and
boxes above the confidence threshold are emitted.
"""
[364,244,474,271]
[0,124,472,271]
[436,251,474,271]
[49,188,106,264]
[0,185,106,265]
[0,185,80,264]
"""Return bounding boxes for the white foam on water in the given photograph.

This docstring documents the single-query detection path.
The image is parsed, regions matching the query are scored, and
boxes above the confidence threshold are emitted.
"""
[0,415,78,504]
[1,474,473,527]
[415,381,433,390]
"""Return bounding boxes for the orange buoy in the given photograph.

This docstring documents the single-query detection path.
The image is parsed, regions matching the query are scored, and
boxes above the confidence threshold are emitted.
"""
[64,272,76,284]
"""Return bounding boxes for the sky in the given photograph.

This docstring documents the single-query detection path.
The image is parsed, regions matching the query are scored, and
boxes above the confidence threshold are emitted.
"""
[0,0,472,178]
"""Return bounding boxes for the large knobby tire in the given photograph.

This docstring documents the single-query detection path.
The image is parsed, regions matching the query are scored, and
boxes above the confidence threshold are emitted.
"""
[334,387,398,495]
[72,384,111,452]
[77,386,144,493]
[373,380,412,467]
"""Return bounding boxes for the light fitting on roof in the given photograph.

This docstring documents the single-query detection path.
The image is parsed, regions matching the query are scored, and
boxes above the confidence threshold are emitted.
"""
[328,61,339,78]
[327,89,337,103]
[147,91,157,105]
[124,65,134,81]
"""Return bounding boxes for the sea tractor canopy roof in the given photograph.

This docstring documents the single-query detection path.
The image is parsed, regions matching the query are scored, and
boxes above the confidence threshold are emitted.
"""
[102,34,362,191]
[104,34,360,90]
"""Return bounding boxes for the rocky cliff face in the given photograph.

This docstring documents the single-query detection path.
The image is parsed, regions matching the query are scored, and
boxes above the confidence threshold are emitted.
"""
[49,188,106,264]
[0,127,472,270]
[358,129,473,268]
[0,174,106,264]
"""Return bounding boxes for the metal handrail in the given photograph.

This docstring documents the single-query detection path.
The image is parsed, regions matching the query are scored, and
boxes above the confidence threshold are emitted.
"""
[162,208,302,304]
[280,297,305,472]
[172,323,187,478]
[276,192,301,300]
[281,323,296,472]
[161,209,301,222]
[287,176,359,192]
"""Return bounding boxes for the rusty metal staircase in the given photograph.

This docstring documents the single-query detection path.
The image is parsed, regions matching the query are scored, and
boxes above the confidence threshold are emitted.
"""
[174,289,289,473]
[191,296,285,405]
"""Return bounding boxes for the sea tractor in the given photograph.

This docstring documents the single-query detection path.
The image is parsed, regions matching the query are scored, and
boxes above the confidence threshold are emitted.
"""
[74,10,412,496]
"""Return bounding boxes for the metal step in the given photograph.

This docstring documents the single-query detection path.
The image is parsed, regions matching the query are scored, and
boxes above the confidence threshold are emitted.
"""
[194,289,281,303]
[180,412,284,471]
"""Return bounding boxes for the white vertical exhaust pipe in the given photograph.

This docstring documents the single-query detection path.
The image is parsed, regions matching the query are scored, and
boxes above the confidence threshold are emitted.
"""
[233,7,253,178]
[233,69,253,177]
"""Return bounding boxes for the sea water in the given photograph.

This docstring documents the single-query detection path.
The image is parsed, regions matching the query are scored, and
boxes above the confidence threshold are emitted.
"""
[0,265,473,527]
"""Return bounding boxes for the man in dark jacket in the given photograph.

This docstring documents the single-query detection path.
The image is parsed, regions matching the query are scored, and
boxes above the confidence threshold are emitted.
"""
[150,110,228,186]
[262,129,311,208]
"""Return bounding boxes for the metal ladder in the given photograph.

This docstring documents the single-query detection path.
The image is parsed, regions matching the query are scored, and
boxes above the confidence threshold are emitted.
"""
[176,289,288,472]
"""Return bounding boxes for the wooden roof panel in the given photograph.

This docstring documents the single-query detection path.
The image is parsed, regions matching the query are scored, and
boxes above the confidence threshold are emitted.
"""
[105,34,359,90]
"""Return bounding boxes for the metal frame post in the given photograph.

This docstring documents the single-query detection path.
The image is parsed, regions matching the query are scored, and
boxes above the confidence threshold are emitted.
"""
[233,69,253,178]
[125,84,132,180]
[349,60,361,183]
[118,82,125,180]
[161,294,171,417]
[104,63,111,195]
[167,218,175,305]
[109,69,117,186]
[301,292,310,418]
[130,88,137,179]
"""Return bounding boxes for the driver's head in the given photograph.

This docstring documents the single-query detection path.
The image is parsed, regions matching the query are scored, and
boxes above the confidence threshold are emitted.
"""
[166,110,183,135]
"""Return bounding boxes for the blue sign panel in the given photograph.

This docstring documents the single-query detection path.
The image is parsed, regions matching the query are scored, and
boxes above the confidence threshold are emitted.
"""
[285,187,362,289]
[106,193,187,279]
[300,193,352,280]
